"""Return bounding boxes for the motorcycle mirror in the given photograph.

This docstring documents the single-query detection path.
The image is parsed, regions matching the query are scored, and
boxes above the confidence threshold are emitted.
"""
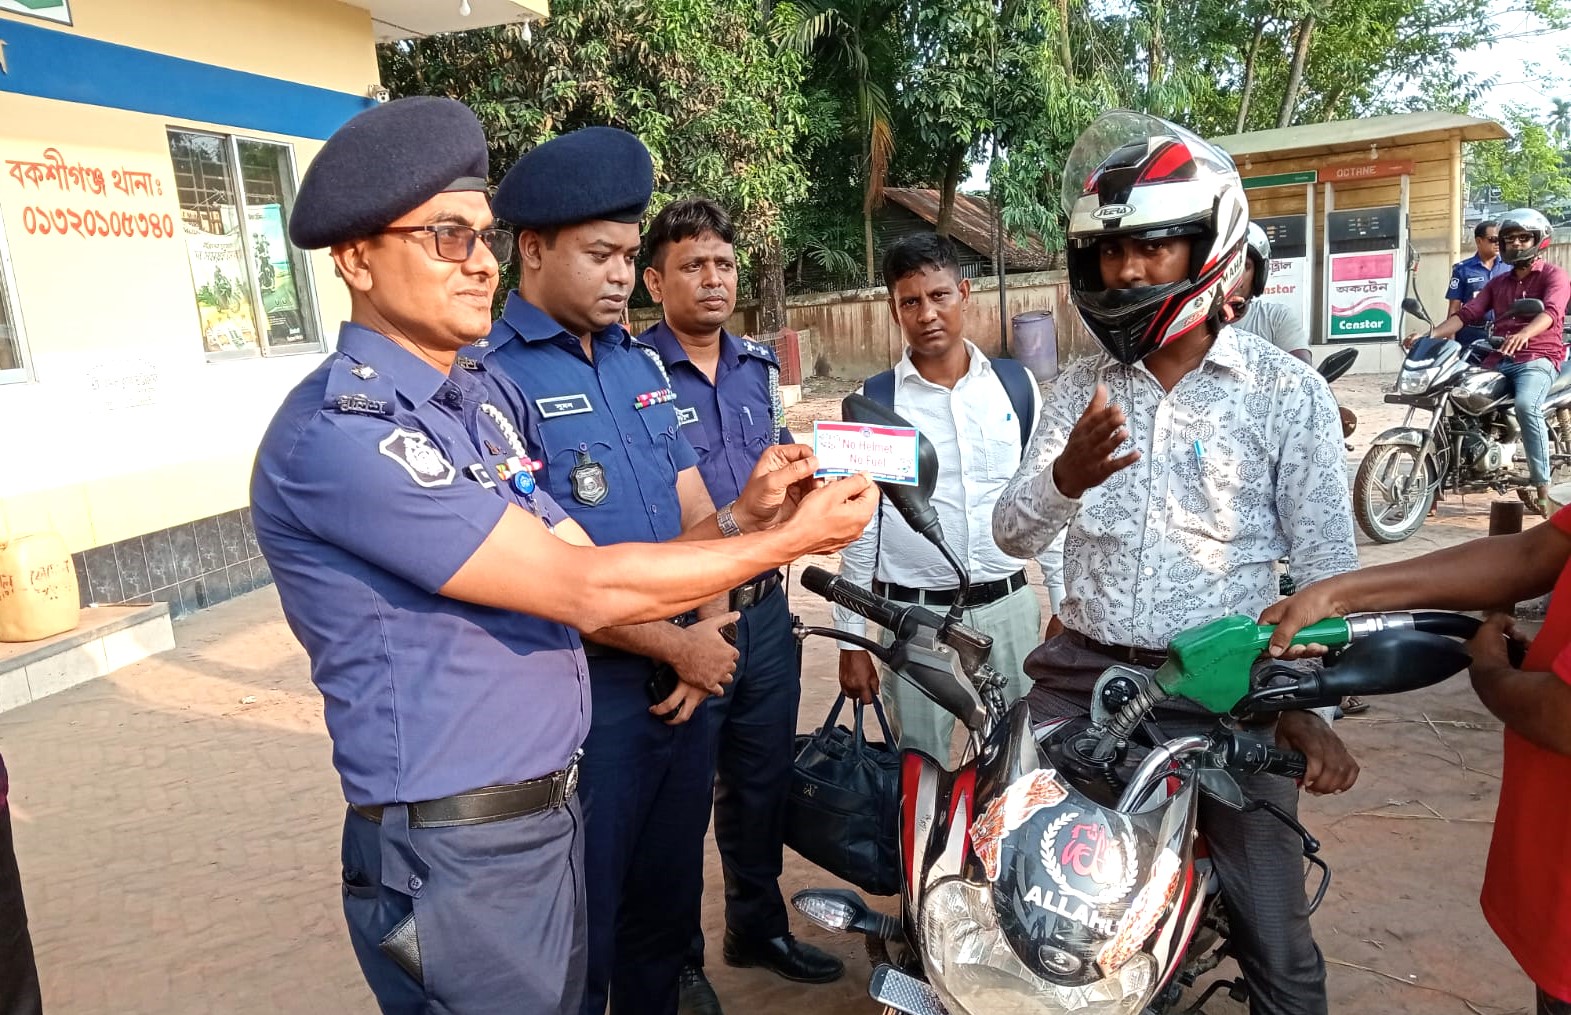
[1317,348,1358,385]
[1247,630,1471,710]
[842,393,943,544]
[1508,297,1546,318]
[1401,297,1432,325]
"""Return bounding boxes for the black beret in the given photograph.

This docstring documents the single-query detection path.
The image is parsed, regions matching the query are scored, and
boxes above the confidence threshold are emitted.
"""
[493,127,653,230]
[289,96,489,250]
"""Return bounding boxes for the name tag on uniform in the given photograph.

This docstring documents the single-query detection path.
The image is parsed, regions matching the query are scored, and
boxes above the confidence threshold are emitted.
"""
[536,393,593,418]
[676,407,699,427]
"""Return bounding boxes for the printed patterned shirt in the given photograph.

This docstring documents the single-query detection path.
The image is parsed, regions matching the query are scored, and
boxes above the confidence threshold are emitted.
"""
[991,326,1357,649]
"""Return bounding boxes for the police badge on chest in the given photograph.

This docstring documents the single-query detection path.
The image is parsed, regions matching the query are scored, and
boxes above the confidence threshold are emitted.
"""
[571,451,608,506]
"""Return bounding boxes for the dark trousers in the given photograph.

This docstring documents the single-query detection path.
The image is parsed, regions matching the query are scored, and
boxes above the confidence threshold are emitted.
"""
[689,585,801,964]
[1542,989,1571,1015]
[580,655,715,1015]
[0,797,42,1015]
[340,800,587,1014]
[1027,632,1328,1015]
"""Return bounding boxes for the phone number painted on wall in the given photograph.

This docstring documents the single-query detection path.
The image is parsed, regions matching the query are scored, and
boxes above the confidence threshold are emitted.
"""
[21,206,176,240]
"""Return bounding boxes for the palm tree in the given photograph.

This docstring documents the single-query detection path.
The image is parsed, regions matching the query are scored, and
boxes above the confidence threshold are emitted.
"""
[775,0,903,285]
[1552,98,1571,145]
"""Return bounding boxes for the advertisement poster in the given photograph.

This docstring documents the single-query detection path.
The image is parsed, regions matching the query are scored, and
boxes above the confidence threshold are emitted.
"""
[0,0,71,24]
[183,221,260,357]
[1327,251,1401,339]
[246,203,308,347]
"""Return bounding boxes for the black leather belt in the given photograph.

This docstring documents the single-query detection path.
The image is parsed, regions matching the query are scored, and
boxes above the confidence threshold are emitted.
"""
[1068,629,1168,667]
[351,754,580,828]
[874,569,1027,609]
[730,571,783,611]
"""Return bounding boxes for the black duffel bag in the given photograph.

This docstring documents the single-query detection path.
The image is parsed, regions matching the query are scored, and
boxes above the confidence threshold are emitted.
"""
[784,693,901,897]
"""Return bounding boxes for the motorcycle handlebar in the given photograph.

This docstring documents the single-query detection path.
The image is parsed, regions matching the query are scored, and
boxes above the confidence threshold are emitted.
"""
[1262,746,1308,780]
[799,566,945,640]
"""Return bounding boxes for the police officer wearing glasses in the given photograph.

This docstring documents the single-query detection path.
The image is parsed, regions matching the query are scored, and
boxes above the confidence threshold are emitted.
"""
[250,98,878,1015]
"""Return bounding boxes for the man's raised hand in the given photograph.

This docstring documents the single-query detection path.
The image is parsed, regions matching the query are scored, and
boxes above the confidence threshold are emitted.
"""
[1051,385,1141,500]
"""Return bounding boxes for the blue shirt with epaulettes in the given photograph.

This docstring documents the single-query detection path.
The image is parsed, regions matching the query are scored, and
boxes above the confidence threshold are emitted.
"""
[477,292,698,546]
[250,322,590,806]
[640,322,793,508]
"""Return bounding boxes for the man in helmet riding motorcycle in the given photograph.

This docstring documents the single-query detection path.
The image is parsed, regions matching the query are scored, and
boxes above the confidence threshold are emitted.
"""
[993,111,1360,1015]
[1404,208,1570,516]
[1233,221,1313,364]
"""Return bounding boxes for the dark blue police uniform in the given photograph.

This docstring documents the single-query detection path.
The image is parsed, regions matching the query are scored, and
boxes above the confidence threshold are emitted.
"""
[1449,252,1511,346]
[250,96,591,1015]
[481,296,714,1015]
[254,324,591,1014]
[642,323,804,955]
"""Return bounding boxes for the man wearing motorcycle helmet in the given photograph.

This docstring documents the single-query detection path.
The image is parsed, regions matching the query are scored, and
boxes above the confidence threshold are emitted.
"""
[993,111,1360,1015]
[1234,221,1313,363]
[1405,207,1569,516]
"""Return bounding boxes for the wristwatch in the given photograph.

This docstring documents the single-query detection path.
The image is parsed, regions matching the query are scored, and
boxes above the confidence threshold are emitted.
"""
[716,501,743,537]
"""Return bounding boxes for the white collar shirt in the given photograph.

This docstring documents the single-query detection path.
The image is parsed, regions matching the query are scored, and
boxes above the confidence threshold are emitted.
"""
[834,340,1041,640]
[991,326,1357,649]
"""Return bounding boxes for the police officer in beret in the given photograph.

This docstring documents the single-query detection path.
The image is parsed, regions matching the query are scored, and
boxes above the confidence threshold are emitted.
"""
[639,198,844,1012]
[477,127,745,1015]
[250,98,878,1015]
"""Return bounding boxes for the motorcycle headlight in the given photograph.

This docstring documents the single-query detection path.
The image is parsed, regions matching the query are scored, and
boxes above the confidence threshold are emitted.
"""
[919,878,1156,1015]
[1397,368,1432,394]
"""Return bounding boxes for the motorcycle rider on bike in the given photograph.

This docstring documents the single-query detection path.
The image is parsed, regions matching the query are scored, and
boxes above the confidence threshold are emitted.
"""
[992,111,1360,1015]
[1404,208,1570,517]
[1232,221,1313,364]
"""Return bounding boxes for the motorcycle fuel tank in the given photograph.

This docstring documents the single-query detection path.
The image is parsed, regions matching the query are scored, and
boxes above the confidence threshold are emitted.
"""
[1450,367,1513,416]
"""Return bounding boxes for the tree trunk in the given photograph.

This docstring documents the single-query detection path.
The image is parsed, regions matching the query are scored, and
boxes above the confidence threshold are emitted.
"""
[1235,16,1265,133]
[936,143,968,237]
[863,207,876,287]
[1277,14,1315,128]
[1057,0,1076,83]
[757,237,787,335]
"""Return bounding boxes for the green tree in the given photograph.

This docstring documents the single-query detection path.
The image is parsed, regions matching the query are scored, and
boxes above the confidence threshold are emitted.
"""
[1467,110,1571,212]
[378,0,808,327]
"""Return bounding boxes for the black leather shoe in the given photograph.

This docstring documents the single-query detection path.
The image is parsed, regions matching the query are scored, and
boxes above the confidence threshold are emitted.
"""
[721,930,844,984]
[678,962,723,1015]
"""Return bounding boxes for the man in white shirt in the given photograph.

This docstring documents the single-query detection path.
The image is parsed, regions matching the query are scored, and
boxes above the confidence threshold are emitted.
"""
[993,113,1358,1015]
[1235,221,1312,363]
[835,233,1050,760]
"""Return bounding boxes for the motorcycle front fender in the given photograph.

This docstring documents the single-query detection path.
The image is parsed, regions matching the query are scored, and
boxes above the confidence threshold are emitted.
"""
[1367,426,1433,453]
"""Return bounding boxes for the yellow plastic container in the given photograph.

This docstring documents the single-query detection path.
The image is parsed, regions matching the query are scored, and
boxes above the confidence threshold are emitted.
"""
[0,532,80,642]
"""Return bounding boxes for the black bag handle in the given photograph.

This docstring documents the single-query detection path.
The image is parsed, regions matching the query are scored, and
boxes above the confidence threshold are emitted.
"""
[811,693,899,757]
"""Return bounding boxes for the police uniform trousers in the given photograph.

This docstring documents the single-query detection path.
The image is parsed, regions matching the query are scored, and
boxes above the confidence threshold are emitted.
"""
[340,799,587,1014]
[689,582,800,962]
[579,653,715,1015]
[1024,632,1328,1015]
[0,793,42,1015]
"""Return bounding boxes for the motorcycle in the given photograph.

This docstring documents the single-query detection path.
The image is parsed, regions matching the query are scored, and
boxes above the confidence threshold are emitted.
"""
[788,393,1489,1015]
[1352,295,1571,543]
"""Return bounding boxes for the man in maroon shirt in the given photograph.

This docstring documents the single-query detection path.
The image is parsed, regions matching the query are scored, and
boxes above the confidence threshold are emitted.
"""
[1409,208,1570,514]
[0,752,42,1013]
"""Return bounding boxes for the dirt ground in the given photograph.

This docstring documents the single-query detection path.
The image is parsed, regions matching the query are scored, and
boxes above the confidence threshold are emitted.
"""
[0,368,1546,1014]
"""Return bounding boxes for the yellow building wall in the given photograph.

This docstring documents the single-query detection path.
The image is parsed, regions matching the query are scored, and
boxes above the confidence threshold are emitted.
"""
[1239,138,1467,338]
[0,0,372,551]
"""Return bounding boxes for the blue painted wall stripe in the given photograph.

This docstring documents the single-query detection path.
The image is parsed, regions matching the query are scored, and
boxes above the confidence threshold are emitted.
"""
[0,17,375,140]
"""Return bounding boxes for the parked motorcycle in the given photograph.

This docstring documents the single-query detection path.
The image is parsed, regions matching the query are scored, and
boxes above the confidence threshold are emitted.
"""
[1352,296,1571,543]
[788,394,1486,1015]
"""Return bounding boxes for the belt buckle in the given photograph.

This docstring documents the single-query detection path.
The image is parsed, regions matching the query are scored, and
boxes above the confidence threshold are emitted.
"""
[732,583,757,611]
[552,750,583,808]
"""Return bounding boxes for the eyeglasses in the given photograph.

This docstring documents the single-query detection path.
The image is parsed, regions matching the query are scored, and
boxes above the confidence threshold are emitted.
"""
[381,224,515,266]
[1482,235,1500,243]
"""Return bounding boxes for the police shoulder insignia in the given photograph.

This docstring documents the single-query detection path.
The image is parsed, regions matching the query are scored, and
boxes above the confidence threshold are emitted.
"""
[456,356,482,371]
[351,364,378,380]
[336,394,390,416]
[378,428,456,488]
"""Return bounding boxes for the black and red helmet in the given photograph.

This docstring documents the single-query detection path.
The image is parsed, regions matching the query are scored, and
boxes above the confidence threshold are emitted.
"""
[1062,111,1251,364]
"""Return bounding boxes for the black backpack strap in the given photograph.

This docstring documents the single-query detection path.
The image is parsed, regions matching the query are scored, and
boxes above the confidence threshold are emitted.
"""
[864,368,896,409]
[990,357,1035,449]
